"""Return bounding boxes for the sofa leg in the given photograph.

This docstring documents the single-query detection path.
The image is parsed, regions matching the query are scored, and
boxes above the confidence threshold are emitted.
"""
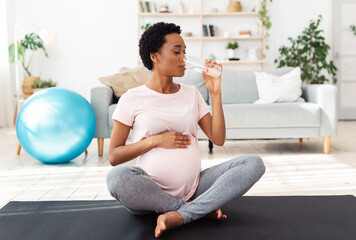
[98,138,104,156]
[298,138,303,151]
[323,136,330,154]
[208,140,213,153]
[16,143,21,155]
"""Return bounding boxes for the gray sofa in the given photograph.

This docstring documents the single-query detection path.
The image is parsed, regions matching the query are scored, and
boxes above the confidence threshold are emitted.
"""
[91,67,337,156]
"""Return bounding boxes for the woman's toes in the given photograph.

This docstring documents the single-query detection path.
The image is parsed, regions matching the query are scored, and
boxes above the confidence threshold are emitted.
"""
[217,210,222,219]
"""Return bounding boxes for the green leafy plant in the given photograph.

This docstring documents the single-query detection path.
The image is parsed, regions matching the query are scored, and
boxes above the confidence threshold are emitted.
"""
[226,41,239,50]
[350,24,356,36]
[8,32,48,77]
[32,79,57,89]
[274,15,337,84]
[141,23,152,31]
[259,0,272,55]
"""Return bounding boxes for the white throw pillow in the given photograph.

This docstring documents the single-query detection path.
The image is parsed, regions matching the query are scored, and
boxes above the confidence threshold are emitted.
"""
[254,67,303,104]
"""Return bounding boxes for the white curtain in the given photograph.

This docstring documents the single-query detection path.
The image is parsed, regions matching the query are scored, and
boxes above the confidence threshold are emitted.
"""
[0,0,14,127]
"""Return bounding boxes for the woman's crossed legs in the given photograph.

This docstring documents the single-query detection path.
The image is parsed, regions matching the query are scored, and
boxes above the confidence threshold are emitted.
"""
[106,155,265,237]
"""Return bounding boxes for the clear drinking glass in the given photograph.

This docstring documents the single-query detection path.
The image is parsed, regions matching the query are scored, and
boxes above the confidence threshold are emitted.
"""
[183,55,222,78]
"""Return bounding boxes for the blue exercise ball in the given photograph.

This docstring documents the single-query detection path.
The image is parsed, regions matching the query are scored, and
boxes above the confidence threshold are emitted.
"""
[16,88,96,164]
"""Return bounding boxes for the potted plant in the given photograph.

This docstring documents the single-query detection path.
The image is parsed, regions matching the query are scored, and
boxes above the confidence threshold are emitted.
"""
[141,23,152,31]
[32,79,57,93]
[226,41,239,59]
[259,0,273,56]
[8,33,49,98]
[275,15,337,84]
[350,24,356,36]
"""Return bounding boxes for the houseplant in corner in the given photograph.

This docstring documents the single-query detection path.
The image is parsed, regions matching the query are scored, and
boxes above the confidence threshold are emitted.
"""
[226,41,239,59]
[32,79,57,93]
[350,24,356,36]
[8,32,49,98]
[275,15,337,84]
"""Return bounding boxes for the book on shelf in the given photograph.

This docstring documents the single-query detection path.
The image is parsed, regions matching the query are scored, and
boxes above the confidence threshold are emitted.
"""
[150,2,157,13]
[139,1,144,12]
[202,25,209,37]
[202,24,217,37]
[139,1,157,13]
[209,25,215,37]
[145,2,150,12]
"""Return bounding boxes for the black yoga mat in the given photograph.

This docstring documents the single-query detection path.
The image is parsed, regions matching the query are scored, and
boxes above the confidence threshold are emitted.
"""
[1,196,356,240]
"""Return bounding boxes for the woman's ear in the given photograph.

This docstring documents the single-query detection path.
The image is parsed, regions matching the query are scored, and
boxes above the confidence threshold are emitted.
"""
[150,53,158,63]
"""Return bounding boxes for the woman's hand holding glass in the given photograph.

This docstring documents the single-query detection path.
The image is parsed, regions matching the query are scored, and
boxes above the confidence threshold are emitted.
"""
[202,59,223,95]
[151,131,191,149]
[183,55,222,79]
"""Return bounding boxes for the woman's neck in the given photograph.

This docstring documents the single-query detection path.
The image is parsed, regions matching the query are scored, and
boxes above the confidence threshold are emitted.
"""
[146,71,179,94]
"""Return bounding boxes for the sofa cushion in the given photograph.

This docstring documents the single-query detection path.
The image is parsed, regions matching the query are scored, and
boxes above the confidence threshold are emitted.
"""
[221,102,320,128]
[254,67,303,103]
[110,102,321,130]
[220,67,295,104]
[108,104,117,128]
[99,65,150,98]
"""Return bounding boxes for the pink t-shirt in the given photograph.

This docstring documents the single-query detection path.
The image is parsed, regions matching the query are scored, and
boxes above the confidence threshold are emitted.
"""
[112,83,210,201]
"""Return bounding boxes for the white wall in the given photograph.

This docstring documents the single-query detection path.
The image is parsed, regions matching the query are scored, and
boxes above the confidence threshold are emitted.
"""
[0,0,14,127]
[6,0,331,100]
[7,0,138,100]
[268,0,331,69]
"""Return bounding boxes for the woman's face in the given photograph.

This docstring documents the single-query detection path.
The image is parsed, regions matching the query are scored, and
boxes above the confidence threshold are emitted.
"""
[151,33,186,77]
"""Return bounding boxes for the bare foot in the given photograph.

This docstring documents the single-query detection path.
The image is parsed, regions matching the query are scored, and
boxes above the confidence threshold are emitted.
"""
[205,208,227,221]
[154,211,184,238]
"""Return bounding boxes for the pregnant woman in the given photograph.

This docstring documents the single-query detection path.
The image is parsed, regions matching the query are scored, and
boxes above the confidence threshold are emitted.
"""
[106,22,265,238]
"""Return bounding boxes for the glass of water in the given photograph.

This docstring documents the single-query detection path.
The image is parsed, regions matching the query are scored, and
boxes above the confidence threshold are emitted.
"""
[183,55,222,78]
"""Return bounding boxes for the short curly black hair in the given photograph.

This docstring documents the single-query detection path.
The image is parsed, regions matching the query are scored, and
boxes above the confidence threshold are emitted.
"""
[139,22,181,70]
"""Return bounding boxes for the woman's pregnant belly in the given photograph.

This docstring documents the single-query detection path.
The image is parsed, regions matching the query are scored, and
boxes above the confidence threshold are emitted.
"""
[137,138,201,200]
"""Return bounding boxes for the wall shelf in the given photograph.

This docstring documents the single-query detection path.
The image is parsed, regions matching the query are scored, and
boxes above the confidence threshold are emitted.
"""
[218,60,265,65]
[138,0,265,69]
[203,12,259,17]
[138,12,259,17]
[201,36,263,40]
[182,36,263,41]
[138,13,201,17]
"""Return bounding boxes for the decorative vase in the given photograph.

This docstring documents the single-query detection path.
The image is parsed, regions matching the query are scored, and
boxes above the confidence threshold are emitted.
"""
[227,1,242,12]
[178,1,185,14]
[22,76,40,99]
[254,0,259,12]
[224,32,230,38]
[208,53,216,60]
[159,3,170,13]
[210,7,218,13]
[227,49,235,58]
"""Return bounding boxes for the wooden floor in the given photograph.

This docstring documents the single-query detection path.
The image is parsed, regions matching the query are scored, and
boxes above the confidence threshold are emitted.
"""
[1,121,355,209]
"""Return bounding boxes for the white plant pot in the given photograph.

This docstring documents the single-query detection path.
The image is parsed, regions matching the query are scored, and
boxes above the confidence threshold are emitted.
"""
[227,49,235,58]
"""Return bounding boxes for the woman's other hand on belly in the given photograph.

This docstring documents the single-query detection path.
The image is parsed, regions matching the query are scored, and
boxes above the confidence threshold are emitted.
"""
[150,131,191,149]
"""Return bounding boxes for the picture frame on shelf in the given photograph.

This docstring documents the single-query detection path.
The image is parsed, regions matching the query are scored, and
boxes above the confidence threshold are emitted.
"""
[246,47,258,61]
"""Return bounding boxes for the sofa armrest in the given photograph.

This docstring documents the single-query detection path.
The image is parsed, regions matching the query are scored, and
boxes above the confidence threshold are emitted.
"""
[91,86,116,138]
[302,84,337,136]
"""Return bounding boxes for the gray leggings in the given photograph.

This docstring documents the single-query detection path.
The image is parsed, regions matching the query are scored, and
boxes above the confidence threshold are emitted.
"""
[106,155,265,224]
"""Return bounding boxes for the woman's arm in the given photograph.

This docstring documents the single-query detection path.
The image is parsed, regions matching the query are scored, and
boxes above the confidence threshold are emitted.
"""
[109,121,154,166]
[109,121,191,166]
[198,60,226,146]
